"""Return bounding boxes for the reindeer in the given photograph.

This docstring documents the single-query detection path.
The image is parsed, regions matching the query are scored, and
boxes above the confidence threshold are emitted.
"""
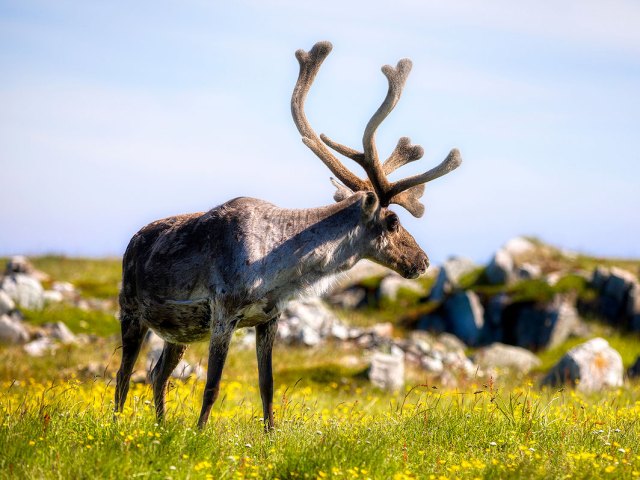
[114,41,461,430]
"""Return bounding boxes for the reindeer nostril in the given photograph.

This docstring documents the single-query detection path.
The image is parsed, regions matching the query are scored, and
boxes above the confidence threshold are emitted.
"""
[420,253,430,272]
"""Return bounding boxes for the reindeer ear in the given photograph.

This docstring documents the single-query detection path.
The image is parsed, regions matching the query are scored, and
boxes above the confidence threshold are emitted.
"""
[360,191,379,221]
[330,177,355,202]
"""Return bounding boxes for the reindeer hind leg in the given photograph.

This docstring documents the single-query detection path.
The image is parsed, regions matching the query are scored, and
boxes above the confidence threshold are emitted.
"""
[114,311,148,415]
[149,342,187,420]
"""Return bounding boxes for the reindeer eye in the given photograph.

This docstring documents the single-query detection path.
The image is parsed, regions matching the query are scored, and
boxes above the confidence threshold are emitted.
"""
[364,191,376,207]
[386,214,399,232]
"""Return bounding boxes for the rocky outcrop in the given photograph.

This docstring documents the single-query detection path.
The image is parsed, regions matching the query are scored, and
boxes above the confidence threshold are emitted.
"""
[277,297,357,346]
[591,267,638,326]
[444,291,484,346]
[541,338,624,392]
[485,249,514,285]
[502,296,582,351]
[429,257,478,302]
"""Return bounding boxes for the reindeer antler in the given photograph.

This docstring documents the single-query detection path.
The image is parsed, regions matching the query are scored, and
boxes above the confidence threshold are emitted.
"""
[292,41,461,218]
[291,42,368,193]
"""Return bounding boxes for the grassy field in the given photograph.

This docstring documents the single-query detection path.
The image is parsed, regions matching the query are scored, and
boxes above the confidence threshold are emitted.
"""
[1,337,640,480]
[1,256,640,479]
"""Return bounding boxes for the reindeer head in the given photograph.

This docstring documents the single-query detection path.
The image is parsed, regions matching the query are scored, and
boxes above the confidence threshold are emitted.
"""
[291,41,461,279]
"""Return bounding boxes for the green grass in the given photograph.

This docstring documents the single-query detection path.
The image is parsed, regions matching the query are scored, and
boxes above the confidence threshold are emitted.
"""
[22,304,121,337]
[0,339,639,479]
[30,256,122,299]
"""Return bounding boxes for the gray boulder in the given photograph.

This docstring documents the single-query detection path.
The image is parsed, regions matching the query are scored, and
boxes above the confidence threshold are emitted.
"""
[444,291,484,345]
[592,267,638,323]
[416,313,447,334]
[591,266,609,291]
[1,274,45,310]
[482,293,509,344]
[5,256,34,275]
[485,249,514,285]
[369,346,404,391]
[0,314,29,343]
[502,237,536,257]
[474,343,541,375]
[541,338,623,392]
[627,282,640,331]
[0,290,16,316]
[442,257,479,286]
[43,290,64,304]
[43,322,77,344]
[402,331,479,379]
[278,297,347,346]
[517,263,542,280]
[429,257,479,301]
[428,269,449,302]
[505,296,582,350]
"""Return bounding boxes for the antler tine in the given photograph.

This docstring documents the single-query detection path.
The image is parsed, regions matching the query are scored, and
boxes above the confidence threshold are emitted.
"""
[292,41,368,192]
[319,134,366,167]
[349,59,411,204]
[382,137,424,175]
[387,148,462,201]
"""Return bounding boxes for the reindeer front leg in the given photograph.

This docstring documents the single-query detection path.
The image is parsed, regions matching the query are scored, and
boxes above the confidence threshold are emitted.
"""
[197,316,235,428]
[256,317,278,432]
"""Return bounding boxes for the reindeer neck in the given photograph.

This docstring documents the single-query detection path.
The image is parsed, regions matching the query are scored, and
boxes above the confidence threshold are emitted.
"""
[237,195,367,298]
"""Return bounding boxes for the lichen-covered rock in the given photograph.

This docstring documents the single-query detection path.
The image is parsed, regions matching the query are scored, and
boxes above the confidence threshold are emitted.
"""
[474,343,541,375]
[541,338,623,392]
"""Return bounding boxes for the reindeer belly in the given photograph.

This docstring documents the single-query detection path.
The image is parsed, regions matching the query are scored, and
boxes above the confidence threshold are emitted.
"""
[142,299,212,344]
[235,300,280,328]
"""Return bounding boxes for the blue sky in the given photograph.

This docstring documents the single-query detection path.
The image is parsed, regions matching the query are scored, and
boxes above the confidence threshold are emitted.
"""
[1,1,639,264]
